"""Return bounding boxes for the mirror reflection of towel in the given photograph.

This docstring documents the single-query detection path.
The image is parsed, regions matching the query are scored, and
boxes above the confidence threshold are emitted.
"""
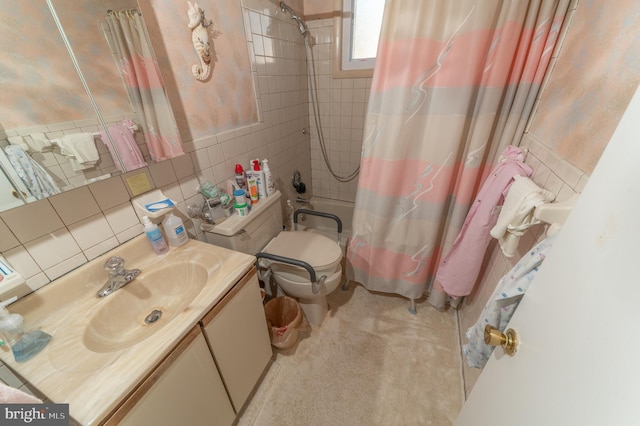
[57,133,100,171]
[4,145,60,199]
[28,133,54,152]
[99,120,147,172]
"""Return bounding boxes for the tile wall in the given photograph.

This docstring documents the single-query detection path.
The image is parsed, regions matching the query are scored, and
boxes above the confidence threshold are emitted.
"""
[305,18,370,202]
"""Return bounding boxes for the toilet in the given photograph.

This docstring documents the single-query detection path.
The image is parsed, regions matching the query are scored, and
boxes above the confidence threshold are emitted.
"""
[202,190,343,325]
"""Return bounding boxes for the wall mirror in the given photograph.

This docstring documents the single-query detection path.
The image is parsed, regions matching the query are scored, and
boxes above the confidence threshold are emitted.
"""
[0,0,184,213]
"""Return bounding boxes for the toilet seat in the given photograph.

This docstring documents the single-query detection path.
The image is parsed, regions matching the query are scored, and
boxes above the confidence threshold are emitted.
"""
[263,231,342,282]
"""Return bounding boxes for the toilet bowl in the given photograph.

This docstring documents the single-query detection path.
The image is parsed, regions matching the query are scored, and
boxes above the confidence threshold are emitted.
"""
[262,231,343,325]
[201,190,343,325]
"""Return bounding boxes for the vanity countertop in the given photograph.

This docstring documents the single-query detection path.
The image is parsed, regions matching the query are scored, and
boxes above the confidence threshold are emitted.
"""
[0,235,256,425]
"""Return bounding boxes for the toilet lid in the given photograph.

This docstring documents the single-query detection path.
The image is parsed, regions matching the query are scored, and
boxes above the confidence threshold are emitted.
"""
[264,231,342,269]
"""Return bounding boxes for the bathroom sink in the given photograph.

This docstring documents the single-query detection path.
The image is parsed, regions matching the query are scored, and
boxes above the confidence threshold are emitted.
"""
[83,263,209,353]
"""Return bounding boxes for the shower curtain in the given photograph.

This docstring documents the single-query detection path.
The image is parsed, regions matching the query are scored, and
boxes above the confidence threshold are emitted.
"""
[346,0,570,303]
[105,10,183,162]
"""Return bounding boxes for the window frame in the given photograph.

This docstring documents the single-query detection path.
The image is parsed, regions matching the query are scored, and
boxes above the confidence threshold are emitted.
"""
[333,0,378,78]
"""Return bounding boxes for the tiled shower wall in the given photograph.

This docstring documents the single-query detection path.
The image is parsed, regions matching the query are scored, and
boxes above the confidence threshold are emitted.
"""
[306,18,370,202]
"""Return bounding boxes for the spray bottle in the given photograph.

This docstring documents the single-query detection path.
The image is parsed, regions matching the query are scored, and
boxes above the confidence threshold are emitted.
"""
[0,297,52,362]
[234,164,247,193]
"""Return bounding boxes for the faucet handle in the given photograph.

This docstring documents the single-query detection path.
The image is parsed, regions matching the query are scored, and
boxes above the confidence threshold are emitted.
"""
[104,256,125,275]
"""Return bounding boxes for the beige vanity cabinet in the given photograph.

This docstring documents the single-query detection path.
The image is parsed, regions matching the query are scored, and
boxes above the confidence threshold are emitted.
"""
[108,326,235,426]
[104,268,272,425]
[201,268,273,412]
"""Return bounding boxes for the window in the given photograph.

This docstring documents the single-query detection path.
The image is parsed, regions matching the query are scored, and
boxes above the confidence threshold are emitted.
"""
[334,0,385,77]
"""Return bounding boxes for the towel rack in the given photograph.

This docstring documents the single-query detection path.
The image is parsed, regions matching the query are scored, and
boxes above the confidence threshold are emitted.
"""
[533,194,579,236]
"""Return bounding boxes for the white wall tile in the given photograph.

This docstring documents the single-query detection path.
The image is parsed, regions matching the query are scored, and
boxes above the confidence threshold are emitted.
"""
[84,237,120,260]
[104,203,139,235]
[148,160,178,187]
[44,253,88,281]
[0,200,64,243]
[0,219,19,252]
[116,225,143,244]
[49,187,100,225]
[26,273,50,292]
[24,229,82,271]
[2,246,41,279]
[68,214,114,251]
[89,177,130,211]
[171,154,195,180]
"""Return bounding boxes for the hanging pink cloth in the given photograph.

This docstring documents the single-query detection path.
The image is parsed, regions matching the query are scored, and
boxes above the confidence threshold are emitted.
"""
[100,119,148,172]
[433,146,532,298]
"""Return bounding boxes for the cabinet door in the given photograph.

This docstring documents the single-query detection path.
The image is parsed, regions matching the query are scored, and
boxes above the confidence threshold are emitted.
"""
[111,327,235,426]
[202,269,272,412]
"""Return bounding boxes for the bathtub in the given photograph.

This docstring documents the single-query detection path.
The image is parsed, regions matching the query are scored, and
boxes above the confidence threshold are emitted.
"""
[295,196,354,250]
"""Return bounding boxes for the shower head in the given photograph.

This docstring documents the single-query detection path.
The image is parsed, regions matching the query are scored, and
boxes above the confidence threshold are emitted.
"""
[279,1,309,35]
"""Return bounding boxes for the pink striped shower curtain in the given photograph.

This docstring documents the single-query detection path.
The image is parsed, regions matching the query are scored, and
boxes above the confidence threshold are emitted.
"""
[346,0,570,303]
[105,10,184,164]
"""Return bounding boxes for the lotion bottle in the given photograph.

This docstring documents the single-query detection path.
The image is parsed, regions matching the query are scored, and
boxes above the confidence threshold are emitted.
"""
[142,216,169,254]
[253,160,267,199]
[162,213,189,247]
[262,159,275,196]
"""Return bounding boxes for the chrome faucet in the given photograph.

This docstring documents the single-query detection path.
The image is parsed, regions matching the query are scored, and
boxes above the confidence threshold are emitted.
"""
[96,256,141,298]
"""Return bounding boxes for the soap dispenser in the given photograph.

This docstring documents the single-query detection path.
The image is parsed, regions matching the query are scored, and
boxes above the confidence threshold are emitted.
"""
[0,297,51,362]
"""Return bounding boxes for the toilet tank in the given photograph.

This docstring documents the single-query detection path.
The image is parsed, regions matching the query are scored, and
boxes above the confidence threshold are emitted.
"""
[203,191,283,254]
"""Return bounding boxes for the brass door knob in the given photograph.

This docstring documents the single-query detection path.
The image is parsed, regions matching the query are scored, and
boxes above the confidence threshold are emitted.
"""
[484,325,519,356]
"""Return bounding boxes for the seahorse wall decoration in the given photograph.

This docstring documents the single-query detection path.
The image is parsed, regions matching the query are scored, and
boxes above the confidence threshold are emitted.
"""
[187,1,213,81]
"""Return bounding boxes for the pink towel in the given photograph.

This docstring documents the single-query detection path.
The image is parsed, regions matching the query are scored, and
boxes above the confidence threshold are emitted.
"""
[100,120,147,172]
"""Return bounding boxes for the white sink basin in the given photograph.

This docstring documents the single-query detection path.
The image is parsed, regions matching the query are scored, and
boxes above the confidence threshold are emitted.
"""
[83,263,209,353]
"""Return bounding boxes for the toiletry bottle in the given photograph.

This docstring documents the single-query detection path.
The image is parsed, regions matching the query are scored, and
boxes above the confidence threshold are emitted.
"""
[253,160,267,199]
[0,297,51,363]
[247,176,259,204]
[262,159,275,196]
[234,164,247,192]
[246,163,254,203]
[162,213,189,247]
[142,216,169,254]
[286,199,295,231]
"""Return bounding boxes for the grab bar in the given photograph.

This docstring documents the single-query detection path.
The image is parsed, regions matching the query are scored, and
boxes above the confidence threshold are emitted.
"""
[255,252,326,295]
[293,209,342,244]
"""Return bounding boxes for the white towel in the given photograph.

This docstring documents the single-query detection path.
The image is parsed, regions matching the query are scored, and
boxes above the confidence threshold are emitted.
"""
[57,133,100,171]
[490,175,555,257]
[7,136,30,152]
[27,132,53,152]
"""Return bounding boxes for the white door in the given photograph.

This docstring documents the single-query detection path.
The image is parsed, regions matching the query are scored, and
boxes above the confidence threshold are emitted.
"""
[456,86,640,426]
